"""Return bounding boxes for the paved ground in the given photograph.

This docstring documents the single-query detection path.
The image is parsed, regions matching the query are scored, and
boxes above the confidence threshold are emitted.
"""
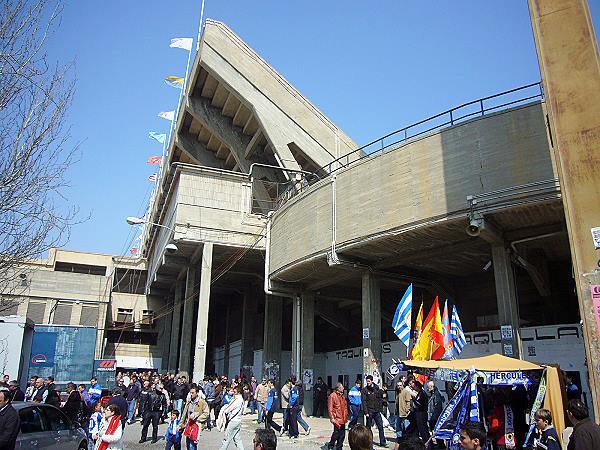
[123,412,398,449]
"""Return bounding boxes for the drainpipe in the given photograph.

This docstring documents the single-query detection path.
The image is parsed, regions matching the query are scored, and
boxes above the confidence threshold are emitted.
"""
[294,295,302,380]
[263,212,296,297]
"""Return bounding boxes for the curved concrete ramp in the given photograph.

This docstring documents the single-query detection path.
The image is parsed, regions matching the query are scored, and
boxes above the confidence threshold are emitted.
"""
[268,101,560,284]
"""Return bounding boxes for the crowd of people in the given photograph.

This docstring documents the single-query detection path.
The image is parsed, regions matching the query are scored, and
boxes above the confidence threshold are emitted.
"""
[0,369,599,450]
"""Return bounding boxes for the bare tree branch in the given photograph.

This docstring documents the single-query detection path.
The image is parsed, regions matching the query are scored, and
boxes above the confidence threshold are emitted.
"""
[0,0,80,310]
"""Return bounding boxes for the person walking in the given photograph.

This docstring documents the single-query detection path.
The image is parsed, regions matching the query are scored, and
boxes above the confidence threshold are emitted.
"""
[348,379,362,429]
[0,390,20,450]
[249,376,258,416]
[255,378,269,424]
[326,382,348,450]
[533,408,562,450]
[93,404,123,450]
[263,380,282,433]
[566,399,600,450]
[165,409,183,450]
[362,375,387,448]
[425,380,444,448]
[173,376,190,415]
[125,376,140,424]
[313,377,328,418]
[179,385,210,450]
[294,379,311,435]
[24,376,37,402]
[139,385,164,444]
[411,380,430,444]
[287,377,300,439]
[280,379,291,436]
[138,380,151,420]
[88,402,103,450]
[203,377,217,430]
[395,377,416,439]
[218,385,245,450]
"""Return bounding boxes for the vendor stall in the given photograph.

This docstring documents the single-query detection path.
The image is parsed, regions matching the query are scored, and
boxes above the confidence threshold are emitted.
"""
[387,354,566,449]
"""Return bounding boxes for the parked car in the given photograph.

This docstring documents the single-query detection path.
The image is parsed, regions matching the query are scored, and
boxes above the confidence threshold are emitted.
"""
[13,401,88,450]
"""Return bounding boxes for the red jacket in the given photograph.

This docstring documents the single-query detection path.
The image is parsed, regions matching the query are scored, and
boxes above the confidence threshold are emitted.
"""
[328,390,348,427]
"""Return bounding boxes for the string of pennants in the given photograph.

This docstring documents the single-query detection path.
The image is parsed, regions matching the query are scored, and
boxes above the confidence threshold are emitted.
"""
[130,38,193,255]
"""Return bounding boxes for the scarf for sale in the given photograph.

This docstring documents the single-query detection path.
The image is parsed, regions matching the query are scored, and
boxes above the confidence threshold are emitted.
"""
[98,415,121,450]
[504,405,516,449]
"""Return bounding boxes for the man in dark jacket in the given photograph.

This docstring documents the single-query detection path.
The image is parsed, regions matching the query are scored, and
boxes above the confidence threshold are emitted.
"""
[61,382,83,423]
[107,388,128,428]
[313,377,328,418]
[7,382,23,402]
[139,386,164,444]
[125,377,140,424]
[0,390,20,450]
[566,399,600,450]
[425,380,444,429]
[172,377,189,414]
[138,380,151,419]
[362,375,387,448]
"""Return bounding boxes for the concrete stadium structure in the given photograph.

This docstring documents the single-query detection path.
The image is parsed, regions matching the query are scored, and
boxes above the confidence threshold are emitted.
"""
[139,17,595,416]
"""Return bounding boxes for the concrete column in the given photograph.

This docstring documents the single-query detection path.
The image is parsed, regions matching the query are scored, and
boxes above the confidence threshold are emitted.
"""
[168,281,184,372]
[262,295,283,386]
[71,302,83,325]
[492,246,522,359]
[362,272,382,383]
[223,300,231,378]
[178,265,197,375]
[241,290,257,379]
[192,242,213,383]
[291,295,301,380]
[300,292,315,416]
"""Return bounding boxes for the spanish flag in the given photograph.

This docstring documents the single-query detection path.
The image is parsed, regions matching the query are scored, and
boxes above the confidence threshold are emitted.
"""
[411,296,445,360]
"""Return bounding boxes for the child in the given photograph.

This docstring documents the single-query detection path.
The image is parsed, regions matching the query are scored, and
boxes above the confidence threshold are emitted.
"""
[165,410,182,450]
[458,421,487,450]
[88,402,103,450]
[534,408,562,450]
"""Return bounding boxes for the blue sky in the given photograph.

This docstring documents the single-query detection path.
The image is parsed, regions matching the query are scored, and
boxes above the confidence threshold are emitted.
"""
[45,0,600,256]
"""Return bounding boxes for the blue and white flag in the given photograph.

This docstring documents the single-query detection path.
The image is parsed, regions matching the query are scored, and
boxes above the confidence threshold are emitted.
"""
[392,283,412,347]
[451,305,466,356]
[149,132,166,144]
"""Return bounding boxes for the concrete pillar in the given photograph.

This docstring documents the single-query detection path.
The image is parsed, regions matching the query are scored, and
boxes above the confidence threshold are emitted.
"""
[168,281,184,372]
[362,272,382,383]
[241,289,258,379]
[291,296,301,380]
[528,0,600,418]
[262,295,282,386]
[178,265,197,374]
[492,246,522,359]
[192,242,213,383]
[223,300,231,378]
[301,292,315,416]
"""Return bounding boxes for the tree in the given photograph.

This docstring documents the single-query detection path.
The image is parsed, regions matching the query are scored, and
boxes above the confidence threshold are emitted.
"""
[0,0,78,309]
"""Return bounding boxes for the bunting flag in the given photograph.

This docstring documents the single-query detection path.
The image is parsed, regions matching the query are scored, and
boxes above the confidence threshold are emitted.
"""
[149,132,166,144]
[441,299,454,359]
[147,156,162,165]
[411,296,445,361]
[170,37,193,51]
[392,284,412,347]
[165,75,184,89]
[148,173,157,182]
[130,248,138,255]
[158,111,175,121]
[451,305,467,357]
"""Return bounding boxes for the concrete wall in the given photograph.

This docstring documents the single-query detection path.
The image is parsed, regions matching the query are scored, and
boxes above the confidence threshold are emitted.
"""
[269,102,557,275]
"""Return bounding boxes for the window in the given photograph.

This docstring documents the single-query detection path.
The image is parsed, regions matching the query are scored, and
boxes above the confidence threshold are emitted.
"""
[26,302,46,324]
[116,308,133,323]
[106,330,158,346]
[52,303,72,324]
[80,305,99,326]
[19,407,44,433]
[54,261,107,275]
[141,310,154,326]
[42,405,70,431]
[112,269,147,294]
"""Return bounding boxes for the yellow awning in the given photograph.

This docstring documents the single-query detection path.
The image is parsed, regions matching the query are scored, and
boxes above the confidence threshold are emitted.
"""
[402,354,543,372]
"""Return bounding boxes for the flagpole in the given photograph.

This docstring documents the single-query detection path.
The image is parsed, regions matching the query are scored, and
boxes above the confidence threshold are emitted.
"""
[197,0,206,52]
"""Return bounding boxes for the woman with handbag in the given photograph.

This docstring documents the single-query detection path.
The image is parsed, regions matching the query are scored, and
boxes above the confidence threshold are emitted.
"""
[93,404,123,450]
[218,385,245,450]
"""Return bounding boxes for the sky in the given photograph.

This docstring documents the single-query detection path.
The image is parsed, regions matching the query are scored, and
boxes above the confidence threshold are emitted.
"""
[44,0,600,256]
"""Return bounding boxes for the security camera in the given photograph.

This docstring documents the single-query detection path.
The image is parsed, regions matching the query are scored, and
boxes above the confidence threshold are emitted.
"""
[165,243,178,254]
[466,217,482,237]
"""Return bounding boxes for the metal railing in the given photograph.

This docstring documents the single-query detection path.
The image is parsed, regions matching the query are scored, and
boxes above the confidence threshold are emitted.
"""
[322,81,544,174]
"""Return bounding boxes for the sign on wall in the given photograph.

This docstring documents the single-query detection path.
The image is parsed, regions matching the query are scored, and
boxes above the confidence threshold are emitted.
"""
[94,359,117,388]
